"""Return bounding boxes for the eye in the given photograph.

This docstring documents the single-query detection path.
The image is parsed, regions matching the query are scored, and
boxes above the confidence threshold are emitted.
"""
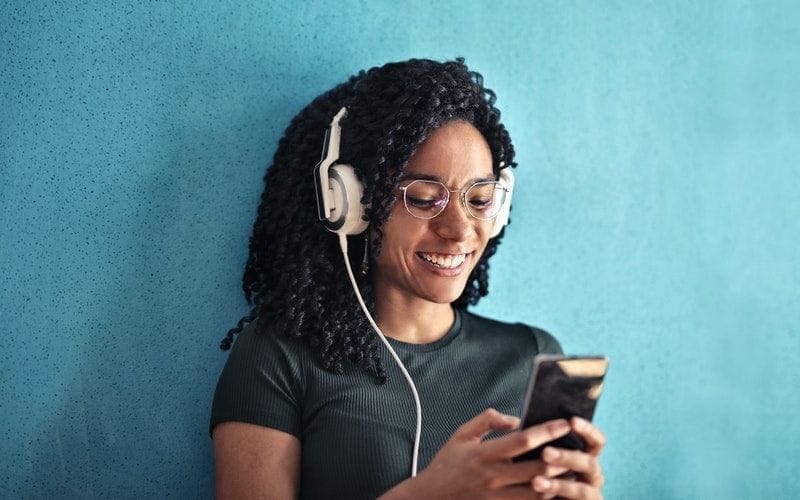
[466,183,498,211]
[468,196,494,209]
[403,180,447,212]
[406,196,442,210]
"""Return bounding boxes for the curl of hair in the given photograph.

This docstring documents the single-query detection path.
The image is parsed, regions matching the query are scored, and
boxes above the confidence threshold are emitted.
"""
[222,58,517,383]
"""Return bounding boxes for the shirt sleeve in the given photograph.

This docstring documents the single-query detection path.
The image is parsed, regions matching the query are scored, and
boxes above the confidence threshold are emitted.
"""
[209,320,304,438]
[528,326,564,356]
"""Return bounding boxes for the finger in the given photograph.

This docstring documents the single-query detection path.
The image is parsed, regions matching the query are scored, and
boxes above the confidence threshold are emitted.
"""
[490,484,558,500]
[482,419,571,459]
[570,417,606,455]
[452,408,520,441]
[489,459,569,488]
[533,475,602,500]
[541,447,604,487]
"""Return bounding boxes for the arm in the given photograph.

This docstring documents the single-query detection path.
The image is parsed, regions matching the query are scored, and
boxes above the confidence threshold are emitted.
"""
[213,422,301,500]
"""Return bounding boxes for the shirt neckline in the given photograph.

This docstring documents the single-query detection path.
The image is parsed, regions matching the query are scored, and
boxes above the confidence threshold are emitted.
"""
[386,309,463,353]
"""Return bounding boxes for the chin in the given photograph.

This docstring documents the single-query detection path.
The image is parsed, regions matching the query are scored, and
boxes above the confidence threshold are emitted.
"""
[420,282,469,305]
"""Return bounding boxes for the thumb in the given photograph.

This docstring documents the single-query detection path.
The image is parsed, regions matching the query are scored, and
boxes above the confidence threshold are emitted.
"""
[452,408,520,441]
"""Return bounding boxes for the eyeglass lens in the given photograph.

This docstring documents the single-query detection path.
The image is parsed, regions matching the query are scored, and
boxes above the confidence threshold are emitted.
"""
[402,180,506,220]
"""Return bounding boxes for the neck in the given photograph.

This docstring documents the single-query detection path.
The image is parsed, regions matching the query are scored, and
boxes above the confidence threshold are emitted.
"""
[374,296,456,344]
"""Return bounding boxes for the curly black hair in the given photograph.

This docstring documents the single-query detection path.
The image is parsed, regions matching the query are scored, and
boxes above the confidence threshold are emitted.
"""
[220,58,517,383]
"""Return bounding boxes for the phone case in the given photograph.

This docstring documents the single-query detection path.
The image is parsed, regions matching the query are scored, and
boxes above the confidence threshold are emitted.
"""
[514,355,609,461]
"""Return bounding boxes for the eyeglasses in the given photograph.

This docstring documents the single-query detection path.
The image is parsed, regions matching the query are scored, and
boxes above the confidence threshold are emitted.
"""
[397,179,509,220]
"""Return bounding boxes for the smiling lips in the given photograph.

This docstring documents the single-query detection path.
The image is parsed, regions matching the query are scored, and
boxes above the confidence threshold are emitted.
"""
[418,252,468,269]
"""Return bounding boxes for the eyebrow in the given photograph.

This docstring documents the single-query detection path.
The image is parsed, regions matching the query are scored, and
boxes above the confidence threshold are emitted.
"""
[399,173,497,185]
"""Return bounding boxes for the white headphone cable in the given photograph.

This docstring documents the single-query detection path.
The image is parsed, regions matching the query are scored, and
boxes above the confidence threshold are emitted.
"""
[337,232,422,477]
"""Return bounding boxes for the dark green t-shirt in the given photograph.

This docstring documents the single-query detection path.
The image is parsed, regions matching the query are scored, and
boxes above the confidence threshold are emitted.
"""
[210,310,562,499]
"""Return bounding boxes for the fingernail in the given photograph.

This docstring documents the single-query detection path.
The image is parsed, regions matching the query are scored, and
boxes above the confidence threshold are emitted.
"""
[573,417,587,429]
[542,447,560,461]
[533,477,551,492]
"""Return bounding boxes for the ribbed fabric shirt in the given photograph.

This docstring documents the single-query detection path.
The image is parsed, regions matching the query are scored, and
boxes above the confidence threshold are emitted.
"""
[210,310,562,499]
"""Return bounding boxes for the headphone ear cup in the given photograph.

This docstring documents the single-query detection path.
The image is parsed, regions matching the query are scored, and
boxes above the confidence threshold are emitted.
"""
[490,168,514,238]
[323,163,368,235]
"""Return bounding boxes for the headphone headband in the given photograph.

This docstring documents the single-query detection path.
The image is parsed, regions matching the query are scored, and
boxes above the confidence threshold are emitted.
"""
[313,108,348,222]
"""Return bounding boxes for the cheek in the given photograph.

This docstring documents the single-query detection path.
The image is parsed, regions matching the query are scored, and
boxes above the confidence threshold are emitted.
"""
[475,221,493,245]
[380,211,426,249]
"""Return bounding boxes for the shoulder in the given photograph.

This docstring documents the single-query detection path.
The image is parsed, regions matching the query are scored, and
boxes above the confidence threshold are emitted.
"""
[214,318,316,406]
[461,310,564,356]
[210,318,313,437]
[226,318,313,367]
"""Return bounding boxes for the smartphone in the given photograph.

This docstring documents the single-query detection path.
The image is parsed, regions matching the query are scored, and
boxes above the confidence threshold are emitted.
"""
[514,355,609,461]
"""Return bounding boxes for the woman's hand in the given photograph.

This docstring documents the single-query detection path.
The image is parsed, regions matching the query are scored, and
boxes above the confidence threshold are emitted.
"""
[380,409,606,499]
[531,416,606,499]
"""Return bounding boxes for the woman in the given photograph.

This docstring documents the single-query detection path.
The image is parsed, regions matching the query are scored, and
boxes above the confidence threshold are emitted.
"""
[211,58,606,499]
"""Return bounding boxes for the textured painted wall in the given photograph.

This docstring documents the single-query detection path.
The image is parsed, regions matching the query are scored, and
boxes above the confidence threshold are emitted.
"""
[2,1,798,498]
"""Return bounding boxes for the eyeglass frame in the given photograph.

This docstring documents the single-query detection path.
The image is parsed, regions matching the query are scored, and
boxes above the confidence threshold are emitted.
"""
[396,178,510,221]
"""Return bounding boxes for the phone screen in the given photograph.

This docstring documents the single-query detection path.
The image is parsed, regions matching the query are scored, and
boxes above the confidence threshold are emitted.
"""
[514,355,608,461]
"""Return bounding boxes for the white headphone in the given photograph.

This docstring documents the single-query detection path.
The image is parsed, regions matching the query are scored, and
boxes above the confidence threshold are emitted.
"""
[312,107,515,478]
[313,107,514,238]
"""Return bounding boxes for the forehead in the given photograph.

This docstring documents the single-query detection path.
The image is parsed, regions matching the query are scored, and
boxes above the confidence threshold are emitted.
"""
[403,120,494,185]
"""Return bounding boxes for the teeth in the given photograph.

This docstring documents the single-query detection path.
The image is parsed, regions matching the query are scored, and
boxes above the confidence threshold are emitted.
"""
[420,252,466,269]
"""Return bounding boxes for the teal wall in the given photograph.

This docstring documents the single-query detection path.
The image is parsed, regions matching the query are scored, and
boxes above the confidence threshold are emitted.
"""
[2,1,798,498]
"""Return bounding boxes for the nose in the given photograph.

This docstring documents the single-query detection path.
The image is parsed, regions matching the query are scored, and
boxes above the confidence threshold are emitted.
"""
[431,194,473,241]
